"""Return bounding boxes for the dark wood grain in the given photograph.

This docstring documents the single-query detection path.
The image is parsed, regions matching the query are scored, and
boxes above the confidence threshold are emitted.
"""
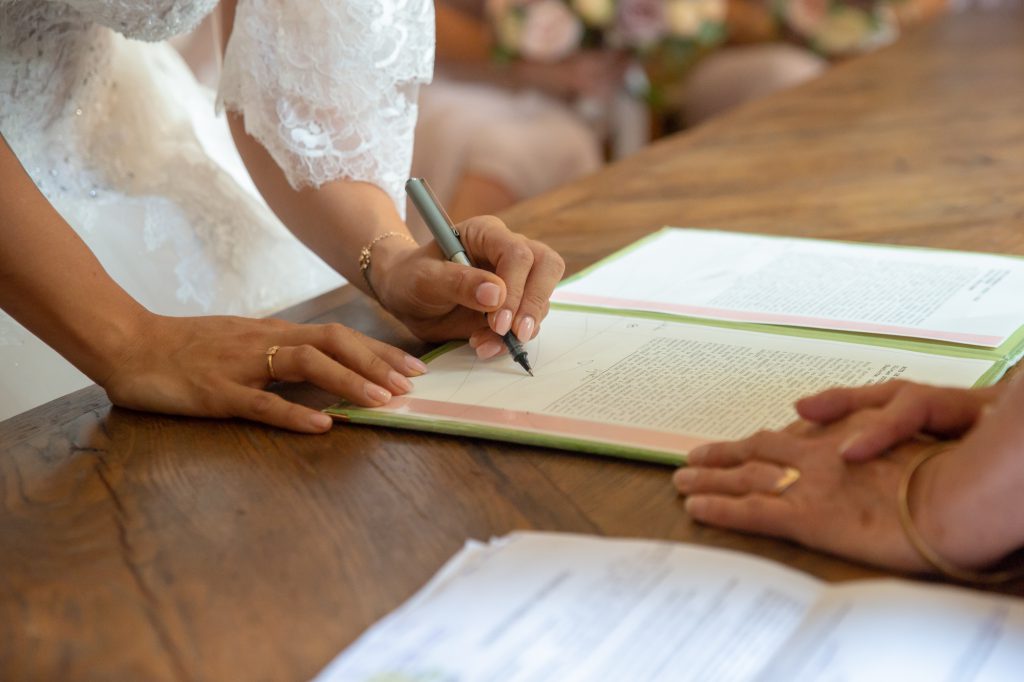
[4,10,1024,681]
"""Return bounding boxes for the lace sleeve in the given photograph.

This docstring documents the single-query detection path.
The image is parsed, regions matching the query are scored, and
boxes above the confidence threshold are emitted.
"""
[51,0,218,41]
[217,0,435,216]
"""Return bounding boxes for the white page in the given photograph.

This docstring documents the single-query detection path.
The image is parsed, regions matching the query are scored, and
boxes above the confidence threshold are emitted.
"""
[759,580,1024,681]
[552,229,1024,348]
[315,533,823,682]
[380,309,994,456]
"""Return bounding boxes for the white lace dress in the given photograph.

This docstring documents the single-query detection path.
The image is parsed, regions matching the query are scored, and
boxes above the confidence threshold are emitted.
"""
[0,0,434,420]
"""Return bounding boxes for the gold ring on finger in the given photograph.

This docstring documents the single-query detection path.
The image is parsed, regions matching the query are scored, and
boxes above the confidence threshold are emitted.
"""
[266,345,281,381]
[771,467,801,496]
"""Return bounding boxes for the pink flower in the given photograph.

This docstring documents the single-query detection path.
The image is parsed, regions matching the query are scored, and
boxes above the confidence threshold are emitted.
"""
[519,0,585,62]
[617,0,669,48]
[785,0,830,38]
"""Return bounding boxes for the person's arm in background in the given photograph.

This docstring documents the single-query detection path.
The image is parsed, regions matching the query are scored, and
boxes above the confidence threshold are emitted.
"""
[218,0,565,352]
[0,134,420,433]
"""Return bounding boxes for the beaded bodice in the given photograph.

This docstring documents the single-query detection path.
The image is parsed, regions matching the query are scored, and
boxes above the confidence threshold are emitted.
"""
[0,1,218,201]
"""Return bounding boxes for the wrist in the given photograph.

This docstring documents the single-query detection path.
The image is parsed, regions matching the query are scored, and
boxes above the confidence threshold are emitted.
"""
[89,304,154,388]
[361,232,418,308]
[911,440,1015,570]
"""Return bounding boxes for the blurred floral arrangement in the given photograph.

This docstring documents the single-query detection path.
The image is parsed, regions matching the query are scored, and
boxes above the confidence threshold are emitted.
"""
[486,0,728,105]
[772,0,899,57]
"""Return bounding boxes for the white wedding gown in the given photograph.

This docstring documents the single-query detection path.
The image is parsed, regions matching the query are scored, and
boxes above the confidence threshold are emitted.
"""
[0,0,434,420]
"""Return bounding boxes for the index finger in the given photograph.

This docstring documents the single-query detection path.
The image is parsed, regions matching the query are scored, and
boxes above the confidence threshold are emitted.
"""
[795,381,907,423]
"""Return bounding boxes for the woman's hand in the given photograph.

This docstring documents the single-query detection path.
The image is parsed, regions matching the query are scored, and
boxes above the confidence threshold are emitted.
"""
[795,380,1003,460]
[103,314,427,433]
[673,378,1024,573]
[372,215,565,358]
[673,417,941,571]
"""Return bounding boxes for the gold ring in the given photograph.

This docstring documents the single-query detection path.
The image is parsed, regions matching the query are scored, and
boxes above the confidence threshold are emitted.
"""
[771,467,801,496]
[266,345,281,381]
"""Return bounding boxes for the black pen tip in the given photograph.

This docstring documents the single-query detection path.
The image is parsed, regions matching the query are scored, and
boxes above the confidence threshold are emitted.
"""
[513,352,533,376]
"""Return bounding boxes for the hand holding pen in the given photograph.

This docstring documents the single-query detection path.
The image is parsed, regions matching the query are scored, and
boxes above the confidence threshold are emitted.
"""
[359,180,565,361]
[407,178,544,375]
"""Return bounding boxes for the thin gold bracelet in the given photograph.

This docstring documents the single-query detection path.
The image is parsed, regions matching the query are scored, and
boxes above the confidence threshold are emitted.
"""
[898,443,1024,584]
[358,231,417,303]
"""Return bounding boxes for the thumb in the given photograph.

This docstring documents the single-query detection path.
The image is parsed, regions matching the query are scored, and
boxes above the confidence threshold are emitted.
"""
[415,259,507,315]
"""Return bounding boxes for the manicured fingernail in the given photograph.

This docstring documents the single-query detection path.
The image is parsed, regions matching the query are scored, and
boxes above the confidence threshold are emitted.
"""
[365,383,391,403]
[310,413,333,430]
[494,309,514,336]
[405,355,428,375]
[839,432,861,456]
[476,282,501,307]
[476,339,505,359]
[389,371,413,393]
[685,497,707,517]
[515,315,536,342]
[673,468,696,490]
[688,445,710,465]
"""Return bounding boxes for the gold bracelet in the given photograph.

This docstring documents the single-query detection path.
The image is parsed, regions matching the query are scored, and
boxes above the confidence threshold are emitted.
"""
[358,231,417,302]
[898,443,1024,584]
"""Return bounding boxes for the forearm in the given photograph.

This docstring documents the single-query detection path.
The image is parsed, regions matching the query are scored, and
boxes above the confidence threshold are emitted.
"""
[0,135,147,384]
[225,115,411,294]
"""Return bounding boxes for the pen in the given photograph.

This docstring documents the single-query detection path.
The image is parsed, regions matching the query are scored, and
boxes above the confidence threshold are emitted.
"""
[406,177,533,376]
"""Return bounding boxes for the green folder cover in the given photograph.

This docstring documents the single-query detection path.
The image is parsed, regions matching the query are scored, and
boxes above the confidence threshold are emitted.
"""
[326,229,1024,466]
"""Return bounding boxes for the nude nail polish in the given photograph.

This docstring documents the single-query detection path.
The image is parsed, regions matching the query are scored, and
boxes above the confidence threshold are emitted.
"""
[405,355,428,375]
[476,340,504,359]
[389,371,413,393]
[494,309,513,336]
[516,315,536,342]
[476,282,501,307]
[365,383,392,403]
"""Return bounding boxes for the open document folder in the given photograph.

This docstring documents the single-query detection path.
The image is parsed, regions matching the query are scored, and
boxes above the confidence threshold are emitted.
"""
[326,229,1024,465]
[315,533,1024,682]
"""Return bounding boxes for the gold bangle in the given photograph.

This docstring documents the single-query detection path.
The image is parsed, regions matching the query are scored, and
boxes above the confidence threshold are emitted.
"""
[898,443,1024,584]
[358,231,417,302]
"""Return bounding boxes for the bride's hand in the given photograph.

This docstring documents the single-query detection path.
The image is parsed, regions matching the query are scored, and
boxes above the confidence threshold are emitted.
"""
[372,215,565,357]
[102,314,427,433]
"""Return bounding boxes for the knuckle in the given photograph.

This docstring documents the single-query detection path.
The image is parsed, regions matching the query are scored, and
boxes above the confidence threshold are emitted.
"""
[533,242,566,274]
[520,290,549,312]
[248,391,277,417]
[737,467,757,489]
[294,344,319,368]
[453,266,476,296]
[363,352,389,375]
[477,214,505,231]
[324,323,350,346]
[750,429,776,449]
[889,379,910,393]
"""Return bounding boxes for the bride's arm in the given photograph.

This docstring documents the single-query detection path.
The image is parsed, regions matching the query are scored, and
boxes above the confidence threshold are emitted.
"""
[0,135,148,386]
[0,134,422,432]
[217,0,565,354]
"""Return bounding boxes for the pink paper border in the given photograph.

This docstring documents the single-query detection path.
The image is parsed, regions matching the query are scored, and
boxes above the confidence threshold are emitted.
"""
[551,291,1002,347]
[378,396,705,456]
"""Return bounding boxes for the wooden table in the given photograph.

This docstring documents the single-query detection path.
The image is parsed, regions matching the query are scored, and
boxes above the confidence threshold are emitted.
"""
[4,9,1024,681]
